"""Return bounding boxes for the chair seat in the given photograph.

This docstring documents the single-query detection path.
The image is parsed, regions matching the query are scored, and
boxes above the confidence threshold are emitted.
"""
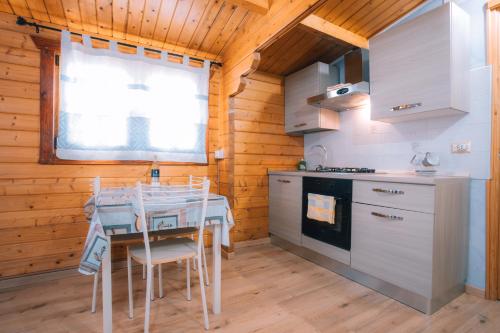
[130,237,196,265]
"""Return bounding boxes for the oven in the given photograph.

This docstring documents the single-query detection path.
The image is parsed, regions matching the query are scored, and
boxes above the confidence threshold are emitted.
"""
[302,177,352,250]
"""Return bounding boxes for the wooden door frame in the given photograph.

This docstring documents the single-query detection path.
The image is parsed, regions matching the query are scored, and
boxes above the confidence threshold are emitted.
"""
[486,2,500,300]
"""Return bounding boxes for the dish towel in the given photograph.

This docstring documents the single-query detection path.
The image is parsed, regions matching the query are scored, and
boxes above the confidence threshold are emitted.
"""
[307,193,336,224]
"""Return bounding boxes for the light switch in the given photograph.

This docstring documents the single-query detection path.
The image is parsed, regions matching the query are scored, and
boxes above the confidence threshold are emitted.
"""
[215,149,224,159]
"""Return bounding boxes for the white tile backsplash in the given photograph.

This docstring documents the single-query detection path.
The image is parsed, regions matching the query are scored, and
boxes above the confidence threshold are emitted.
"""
[305,66,492,180]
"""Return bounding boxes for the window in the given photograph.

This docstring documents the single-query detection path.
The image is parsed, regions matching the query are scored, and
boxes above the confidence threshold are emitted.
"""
[33,31,210,164]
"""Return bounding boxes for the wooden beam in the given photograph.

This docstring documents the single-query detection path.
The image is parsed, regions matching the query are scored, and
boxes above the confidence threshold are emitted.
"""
[486,6,500,301]
[227,0,269,15]
[300,14,369,49]
[223,52,261,97]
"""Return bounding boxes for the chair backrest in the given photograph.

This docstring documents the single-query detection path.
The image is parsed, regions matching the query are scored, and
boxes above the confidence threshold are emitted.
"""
[189,175,207,189]
[93,176,101,196]
[135,180,210,268]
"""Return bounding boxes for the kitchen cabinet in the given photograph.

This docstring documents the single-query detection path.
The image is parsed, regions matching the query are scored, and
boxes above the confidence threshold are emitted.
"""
[268,175,302,245]
[369,2,470,122]
[351,179,469,312]
[285,62,340,134]
[351,202,434,297]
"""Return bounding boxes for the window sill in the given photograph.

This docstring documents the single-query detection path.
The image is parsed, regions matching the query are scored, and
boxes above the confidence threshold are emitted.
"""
[39,156,209,166]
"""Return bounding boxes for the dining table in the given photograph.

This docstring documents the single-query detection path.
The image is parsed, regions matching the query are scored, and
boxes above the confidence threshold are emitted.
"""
[79,186,234,333]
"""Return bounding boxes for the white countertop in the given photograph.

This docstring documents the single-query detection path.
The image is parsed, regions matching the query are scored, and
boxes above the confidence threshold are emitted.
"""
[268,170,470,185]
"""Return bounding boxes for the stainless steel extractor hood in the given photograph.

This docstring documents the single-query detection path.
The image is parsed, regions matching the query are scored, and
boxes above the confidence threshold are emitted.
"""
[307,81,370,111]
[307,48,370,112]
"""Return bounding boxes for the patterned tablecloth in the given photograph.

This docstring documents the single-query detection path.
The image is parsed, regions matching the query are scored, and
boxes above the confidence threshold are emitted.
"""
[79,188,234,275]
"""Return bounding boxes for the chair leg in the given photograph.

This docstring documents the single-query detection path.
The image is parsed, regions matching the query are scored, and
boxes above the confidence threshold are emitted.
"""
[127,248,134,319]
[201,244,209,286]
[158,263,164,298]
[144,265,152,333]
[142,264,146,280]
[150,266,155,301]
[186,258,191,301]
[197,254,209,330]
[91,270,99,313]
[192,234,197,271]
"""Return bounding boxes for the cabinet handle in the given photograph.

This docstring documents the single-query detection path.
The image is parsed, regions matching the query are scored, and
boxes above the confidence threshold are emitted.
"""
[372,188,405,195]
[371,212,404,221]
[277,179,291,183]
[294,123,307,128]
[390,102,422,112]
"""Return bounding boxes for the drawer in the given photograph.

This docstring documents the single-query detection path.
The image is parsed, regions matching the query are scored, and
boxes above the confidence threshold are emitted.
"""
[351,203,434,297]
[353,180,435,213]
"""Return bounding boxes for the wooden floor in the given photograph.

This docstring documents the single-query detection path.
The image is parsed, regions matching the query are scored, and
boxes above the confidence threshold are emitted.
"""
[0,244,499,333]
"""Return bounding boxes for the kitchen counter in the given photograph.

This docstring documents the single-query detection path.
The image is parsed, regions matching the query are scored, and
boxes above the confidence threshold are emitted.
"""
[268,170,469,185]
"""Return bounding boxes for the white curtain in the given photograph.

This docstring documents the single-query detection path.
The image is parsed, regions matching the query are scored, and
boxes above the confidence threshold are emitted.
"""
[57,31,210,163]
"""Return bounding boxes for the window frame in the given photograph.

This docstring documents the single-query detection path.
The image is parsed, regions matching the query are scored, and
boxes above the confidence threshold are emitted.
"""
[32,36,209,166]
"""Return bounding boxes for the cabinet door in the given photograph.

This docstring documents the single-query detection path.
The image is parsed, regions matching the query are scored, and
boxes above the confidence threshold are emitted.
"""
[369,4,451,122]
[285,63,329,133]
[269,175,302,245]
[351,203,434,297]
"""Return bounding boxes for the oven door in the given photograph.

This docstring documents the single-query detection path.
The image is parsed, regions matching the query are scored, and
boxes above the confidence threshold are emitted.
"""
[302,177,352,250]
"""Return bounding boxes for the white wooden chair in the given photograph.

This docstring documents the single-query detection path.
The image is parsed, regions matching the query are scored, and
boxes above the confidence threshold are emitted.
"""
[90,176,211,312]
[89,177,156,312]
[155,176,210,300]
[127,180,210,332]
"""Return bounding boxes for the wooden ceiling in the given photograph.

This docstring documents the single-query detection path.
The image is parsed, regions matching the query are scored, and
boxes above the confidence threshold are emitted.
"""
[258,24,354,76]
[258,0,425,75]
[0,0,258,61]
[0,0,426,71]
[314,0,425,38]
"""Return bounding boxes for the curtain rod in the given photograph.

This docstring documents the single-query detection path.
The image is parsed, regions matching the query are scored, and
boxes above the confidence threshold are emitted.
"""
[16,16,223,67]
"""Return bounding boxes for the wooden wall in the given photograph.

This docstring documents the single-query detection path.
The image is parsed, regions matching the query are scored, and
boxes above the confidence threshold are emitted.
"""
[229,72,303,242]
[0,20,221,278]
[0,14,304,279]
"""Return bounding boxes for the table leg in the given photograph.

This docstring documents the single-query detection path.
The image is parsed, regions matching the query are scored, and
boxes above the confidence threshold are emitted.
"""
[102,236,112,333]
[212,225,221,314]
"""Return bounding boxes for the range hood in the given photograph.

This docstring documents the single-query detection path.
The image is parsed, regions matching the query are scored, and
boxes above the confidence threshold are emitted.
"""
[307,48,370,112]
[307,81,369,111]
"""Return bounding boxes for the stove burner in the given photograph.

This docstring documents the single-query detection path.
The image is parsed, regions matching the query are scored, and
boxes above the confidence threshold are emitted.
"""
[315,166,376,173]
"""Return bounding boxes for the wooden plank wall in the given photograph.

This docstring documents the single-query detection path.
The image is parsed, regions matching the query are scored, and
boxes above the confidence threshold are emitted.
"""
[0,21,222,278]
[230,72,303,242]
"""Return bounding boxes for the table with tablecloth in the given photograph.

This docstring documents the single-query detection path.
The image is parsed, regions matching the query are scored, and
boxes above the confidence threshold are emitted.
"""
[79,187,234,333]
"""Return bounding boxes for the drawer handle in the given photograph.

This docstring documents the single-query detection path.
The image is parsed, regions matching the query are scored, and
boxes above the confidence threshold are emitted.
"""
[390,102,422,112]
[371,212,404,221]
[294,123,307,128]
[372,188,405,195]
[277,179,291,183]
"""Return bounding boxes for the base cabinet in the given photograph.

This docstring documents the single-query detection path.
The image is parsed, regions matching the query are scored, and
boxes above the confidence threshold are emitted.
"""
[351,179,469,312]
[351,203,434,297]
[268,175,302,245]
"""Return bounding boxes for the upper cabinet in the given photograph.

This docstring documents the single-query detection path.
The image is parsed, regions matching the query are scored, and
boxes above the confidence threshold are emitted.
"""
[369,3,470,123]
[285,62,340,135]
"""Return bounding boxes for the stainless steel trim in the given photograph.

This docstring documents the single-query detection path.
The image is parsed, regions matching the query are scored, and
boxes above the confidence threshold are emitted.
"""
[390,102,422,112]
[371,211,404,221]
[294,123,307,128]
[372,188,405,195]
[277,179,291,183]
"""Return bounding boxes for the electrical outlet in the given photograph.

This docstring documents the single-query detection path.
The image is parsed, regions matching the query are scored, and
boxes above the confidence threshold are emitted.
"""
[451,141,471,154]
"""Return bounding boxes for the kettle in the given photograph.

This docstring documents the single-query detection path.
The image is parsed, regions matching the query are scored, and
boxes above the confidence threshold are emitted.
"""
[411,152,440,173]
